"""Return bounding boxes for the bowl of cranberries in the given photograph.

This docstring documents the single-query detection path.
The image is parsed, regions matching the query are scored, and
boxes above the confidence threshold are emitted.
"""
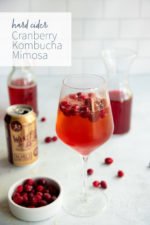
[8,177,62,221]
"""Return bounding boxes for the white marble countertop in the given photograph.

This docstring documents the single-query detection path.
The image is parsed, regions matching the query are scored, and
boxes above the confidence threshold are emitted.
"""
[0,74,150,225]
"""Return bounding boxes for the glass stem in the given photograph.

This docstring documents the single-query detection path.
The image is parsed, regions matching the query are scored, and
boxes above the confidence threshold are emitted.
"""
[82,156,88,202]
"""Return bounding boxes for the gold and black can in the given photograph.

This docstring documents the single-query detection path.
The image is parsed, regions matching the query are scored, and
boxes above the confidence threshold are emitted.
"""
[4,105,38,166]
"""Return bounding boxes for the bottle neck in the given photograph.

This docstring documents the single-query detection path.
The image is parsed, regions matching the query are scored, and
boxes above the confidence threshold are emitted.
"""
[108,72,130,90]
[8,67,36,86]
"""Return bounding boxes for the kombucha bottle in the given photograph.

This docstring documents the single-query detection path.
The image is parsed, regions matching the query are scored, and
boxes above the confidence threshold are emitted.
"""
[8,67,38,115]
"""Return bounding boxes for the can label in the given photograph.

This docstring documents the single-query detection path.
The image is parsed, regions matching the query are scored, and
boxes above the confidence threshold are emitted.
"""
[10,120,38,166]
[5,105,38,166]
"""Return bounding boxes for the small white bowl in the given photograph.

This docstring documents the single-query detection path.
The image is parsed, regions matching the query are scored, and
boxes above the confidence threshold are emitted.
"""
[8,177,62,222]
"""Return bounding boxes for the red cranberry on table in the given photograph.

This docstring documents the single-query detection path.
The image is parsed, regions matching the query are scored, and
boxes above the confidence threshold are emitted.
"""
[41,117,46,122]
[52,136,57,142]
[87,168,94,175]
[117,170,124,178]
[92,180,100,188]
[104,157,114,165]
[100,181,107,189]
[44,137,52,143]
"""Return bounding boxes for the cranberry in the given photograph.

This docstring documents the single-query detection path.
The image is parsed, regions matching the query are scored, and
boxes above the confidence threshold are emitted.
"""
[87,168,94,175]
[24,184,33,192]
[16,185,23,193]
[38,178,47,186]
[79,93,88,100]
[59,101,68,110]
[43,193,52,202]
[39,200,47,206]
[100,181,107,189]
[28,193,34,200]
[24,179,35,186]
[60,101,72,116]
[92,180,100,188]
[63,105,72,116]
[41,117,46,122]
[22,193,28,203]
[31,189,35,194]
[71,105,80,115]
[36,192,43,197]
[36,185,44,192]
[13,194,23,205]
[77,92,82,97]
[69,94,78,100]
[44,136,52,143]
[117,170,124,178]
[51,136,57,142]
[31,196,39,205]
[84,98,91,107]
[105,157,114,165]
[80,106,90,118]
[99,109,106,118]
[35,194,42,201]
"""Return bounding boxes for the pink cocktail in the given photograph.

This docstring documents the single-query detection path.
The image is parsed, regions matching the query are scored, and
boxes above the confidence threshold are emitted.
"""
[56,75,114,217]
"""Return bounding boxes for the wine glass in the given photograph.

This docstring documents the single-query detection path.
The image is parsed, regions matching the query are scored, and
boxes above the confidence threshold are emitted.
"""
[56,75,114,217]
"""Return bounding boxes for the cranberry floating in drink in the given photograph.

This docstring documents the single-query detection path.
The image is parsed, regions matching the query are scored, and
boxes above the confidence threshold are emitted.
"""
[102,48,137,134]
[8,67,38,115]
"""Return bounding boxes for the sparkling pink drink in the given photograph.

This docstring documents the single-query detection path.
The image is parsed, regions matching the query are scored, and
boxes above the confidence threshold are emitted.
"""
[56,92,113,156]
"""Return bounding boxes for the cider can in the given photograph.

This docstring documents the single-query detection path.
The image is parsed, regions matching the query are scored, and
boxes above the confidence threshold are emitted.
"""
[4,104,38,166]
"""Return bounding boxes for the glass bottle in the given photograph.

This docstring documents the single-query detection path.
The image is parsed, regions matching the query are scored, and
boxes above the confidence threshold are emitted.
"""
[102,48,136,134]
[8,67,38,115]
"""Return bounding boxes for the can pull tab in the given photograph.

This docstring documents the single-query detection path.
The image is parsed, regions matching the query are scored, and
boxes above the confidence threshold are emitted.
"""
[15,107,30,115]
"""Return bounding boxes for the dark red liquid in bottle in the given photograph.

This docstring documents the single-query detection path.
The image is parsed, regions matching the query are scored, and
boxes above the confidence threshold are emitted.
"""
[8,78,38,114]
[109,90,132,134]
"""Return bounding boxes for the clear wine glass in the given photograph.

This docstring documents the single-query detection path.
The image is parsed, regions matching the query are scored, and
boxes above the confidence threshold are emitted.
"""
[56,75,114,217]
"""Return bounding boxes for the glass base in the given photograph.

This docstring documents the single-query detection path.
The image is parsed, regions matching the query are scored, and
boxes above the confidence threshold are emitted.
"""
[63,190,108,217]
